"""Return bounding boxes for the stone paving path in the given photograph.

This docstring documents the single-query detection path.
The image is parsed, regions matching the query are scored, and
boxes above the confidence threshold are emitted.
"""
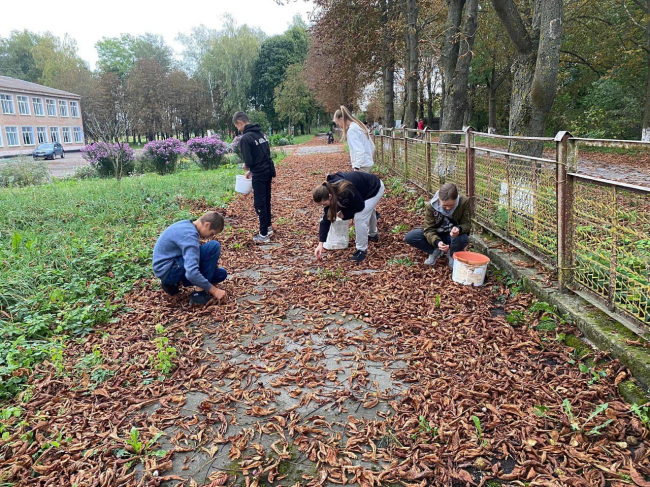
[139,141,407,486]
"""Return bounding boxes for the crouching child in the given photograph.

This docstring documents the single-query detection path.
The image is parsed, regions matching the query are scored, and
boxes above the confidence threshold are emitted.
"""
[153,211,228,305]
[404,183,470,268]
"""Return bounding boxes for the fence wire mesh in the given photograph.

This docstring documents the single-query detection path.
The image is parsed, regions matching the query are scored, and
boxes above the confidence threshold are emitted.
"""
[474,150,557,265]
[371,131,649,328]
[572,179,650,326]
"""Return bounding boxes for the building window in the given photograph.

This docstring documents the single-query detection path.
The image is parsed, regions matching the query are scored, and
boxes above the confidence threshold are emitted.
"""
[50,127,60,143]
[46,99,57,117]
[73,127,83,143]
[58,100,69,117]
[37,127,48,144]
[0,127,3,147]
[17,96,30,115]
[1,94,15,115]
[5,127,19,146]
[21,127,35,146]
[62,127,72,143]
[32,97,45,116]
[70,101,80,118]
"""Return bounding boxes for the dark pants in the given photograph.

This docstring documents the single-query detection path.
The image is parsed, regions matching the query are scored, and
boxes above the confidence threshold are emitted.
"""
[252,176,272,236]
[404,228,469,257]
[161,241,227,288]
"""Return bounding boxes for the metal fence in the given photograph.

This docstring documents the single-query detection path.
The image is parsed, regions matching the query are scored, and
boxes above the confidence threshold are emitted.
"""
[372,128,650,328]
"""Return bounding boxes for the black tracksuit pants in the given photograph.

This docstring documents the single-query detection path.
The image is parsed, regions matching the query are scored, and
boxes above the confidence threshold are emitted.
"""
[252,176,272,236]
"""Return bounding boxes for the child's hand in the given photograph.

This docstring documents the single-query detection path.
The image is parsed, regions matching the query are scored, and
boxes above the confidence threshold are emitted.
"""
[245,171,252,179]
[209,287,227,302]
[438,241,450,253]
[337,211,344,219]
[450,227,460,237]
[314,242,324,260]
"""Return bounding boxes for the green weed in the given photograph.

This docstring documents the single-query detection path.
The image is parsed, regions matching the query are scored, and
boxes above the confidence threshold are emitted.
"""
[470,415,488,447]
[631,404,650,428]
[391,223,409,234]
[388,257,415,266]
[0,165,237,399]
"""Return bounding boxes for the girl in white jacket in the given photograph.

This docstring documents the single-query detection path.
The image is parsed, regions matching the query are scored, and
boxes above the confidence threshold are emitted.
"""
[333,106,375,172]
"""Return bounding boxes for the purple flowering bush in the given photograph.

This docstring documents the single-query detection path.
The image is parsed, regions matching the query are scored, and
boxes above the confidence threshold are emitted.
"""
[142,138,186,175]
[187,135,230,170]
[231,135,243,158]
[81,142,135,179]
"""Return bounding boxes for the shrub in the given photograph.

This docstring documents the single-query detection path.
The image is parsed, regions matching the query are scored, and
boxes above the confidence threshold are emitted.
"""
[141,138,186,175]
[268,133,294,147]
[81,142,136,179]
[278,137,290,146]
[0,156,51,187]
[187,135,230,170]
[73,165,99,180]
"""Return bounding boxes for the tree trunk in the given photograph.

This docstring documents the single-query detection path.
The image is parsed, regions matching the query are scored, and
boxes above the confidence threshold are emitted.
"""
[641,0,650,142]
[427,62,434,125]
[381,0,396,128]
[491,0,563,156]
[440,0,479,143]
[489,85,498,134]
[403,0,419,129]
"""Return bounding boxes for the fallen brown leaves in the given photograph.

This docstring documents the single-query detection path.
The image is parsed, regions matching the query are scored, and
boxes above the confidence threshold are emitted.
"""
[0,136,648,487]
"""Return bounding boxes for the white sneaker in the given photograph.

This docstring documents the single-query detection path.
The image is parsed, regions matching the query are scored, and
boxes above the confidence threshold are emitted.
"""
[424,249,443,265]
[253,233,270,244]
[267,227,274,236]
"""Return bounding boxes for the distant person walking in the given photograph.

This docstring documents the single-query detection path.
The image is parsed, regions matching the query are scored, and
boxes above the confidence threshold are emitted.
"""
[233,111,276,243]
[333,106,375,172]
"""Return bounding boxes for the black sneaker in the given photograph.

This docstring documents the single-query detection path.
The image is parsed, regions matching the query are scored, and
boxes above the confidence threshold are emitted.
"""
[161,282,179,296]
[189,290,211,305]
[349,250,367,263]
[368,234,379,243]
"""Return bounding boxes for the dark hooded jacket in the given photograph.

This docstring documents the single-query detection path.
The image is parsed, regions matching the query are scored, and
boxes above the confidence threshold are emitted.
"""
[240,124,275,179]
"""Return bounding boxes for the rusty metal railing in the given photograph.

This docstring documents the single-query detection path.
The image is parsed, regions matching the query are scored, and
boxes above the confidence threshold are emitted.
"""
[372,128,650,329]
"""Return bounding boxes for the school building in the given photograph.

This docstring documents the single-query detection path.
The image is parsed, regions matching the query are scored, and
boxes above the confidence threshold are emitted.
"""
[0,76,85,157]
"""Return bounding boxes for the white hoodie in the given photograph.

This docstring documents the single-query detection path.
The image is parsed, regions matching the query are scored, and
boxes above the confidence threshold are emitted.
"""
[347,122,375,169]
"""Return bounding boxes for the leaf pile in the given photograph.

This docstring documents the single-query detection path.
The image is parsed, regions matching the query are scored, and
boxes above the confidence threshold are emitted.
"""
[0,136,648,487]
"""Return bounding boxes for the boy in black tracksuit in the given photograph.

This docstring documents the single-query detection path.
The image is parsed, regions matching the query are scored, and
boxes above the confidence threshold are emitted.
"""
[232,111,276,243]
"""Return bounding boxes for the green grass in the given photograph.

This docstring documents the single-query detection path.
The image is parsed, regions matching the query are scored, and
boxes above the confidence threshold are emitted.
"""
[292,134,315,145]
[0,165,238,399]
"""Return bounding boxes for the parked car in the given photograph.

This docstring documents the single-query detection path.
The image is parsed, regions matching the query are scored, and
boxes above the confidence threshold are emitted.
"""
[33,143,64,160]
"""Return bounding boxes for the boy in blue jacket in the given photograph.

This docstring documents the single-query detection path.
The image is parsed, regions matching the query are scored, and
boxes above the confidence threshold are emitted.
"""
[153,211,227,305]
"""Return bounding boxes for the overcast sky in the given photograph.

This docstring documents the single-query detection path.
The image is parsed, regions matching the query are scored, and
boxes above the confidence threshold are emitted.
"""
[0,0,314,69]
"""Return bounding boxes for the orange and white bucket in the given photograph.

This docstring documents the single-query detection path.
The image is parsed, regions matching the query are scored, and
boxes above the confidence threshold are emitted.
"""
[452,251,490,286]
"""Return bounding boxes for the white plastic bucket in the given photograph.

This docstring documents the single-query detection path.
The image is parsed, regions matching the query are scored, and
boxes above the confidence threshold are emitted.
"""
[452,251,490,286]
[235,174,252,194]
[323,218,350,250]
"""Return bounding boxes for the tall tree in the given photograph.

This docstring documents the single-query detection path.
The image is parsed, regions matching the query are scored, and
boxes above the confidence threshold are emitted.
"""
[491,0,563,155]
[439,0,479,137]
[403,0,420,128]
[307,0,381,112]
[199,15,265,127]
[250,18,309,129]
[274,63,321,134]
[0,30,53,82]
[126,59,167,140]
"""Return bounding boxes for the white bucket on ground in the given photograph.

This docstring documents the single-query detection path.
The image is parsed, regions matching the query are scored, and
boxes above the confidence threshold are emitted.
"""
[452,251,490,286]
[323,218,350,250]
[235,174,252,194]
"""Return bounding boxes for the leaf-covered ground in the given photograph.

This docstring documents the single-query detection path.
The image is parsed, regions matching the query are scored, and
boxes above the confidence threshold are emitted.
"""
[1,136,649,487]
